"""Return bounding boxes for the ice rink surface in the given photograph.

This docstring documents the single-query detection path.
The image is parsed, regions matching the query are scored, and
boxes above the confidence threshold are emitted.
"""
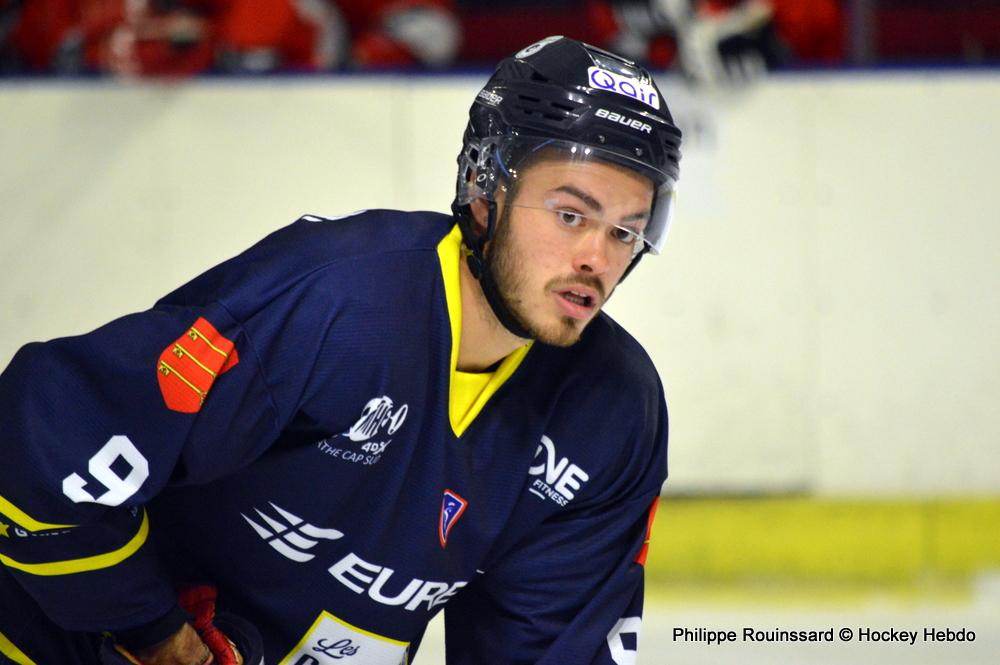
[413,575,1000,664]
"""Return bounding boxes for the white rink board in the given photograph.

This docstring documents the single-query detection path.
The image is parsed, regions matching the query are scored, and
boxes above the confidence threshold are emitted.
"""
[1,72,998,496]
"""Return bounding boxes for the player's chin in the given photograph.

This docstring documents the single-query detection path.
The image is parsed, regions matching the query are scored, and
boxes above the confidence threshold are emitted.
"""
[534,316,587,347]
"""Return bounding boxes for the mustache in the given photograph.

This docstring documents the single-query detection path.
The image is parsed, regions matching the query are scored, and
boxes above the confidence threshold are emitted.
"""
[546,275,606,303]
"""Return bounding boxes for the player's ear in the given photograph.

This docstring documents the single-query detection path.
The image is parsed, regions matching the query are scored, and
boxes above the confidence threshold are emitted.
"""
[469,177,510,235]
[469,197,490,234]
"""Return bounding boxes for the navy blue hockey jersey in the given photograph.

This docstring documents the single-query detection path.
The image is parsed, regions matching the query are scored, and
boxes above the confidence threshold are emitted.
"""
[0,211,668,665]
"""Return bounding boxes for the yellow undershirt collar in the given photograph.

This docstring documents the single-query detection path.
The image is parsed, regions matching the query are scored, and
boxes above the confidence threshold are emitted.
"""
[436,225,532,437]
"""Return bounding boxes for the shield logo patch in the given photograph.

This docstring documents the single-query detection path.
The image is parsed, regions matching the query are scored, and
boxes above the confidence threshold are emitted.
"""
[439,489,468,548]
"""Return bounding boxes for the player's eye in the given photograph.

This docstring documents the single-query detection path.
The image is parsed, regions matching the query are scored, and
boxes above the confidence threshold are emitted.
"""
[610,226,640,245]
[555,209,585,227]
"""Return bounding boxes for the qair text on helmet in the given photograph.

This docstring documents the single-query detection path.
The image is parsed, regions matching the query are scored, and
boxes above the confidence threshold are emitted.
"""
[587,66,660,110]
[595,108,652,134]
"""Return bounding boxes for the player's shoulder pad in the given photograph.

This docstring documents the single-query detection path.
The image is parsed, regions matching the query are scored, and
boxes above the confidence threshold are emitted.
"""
[156,210,454,316]
[290,209,454,256]
[568,312,662,398]
[536,314,668,504]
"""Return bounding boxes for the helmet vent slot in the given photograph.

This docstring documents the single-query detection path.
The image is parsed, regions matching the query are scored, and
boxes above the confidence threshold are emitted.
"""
[513,95,581,124]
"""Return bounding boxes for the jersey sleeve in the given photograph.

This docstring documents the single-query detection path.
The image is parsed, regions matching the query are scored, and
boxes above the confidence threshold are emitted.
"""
[445,492,662,665]
[0,222,344,632]
[444,369,668,665]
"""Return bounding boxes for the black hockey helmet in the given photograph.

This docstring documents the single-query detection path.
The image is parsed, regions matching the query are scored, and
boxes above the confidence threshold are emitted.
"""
[452,36,683,276]
[451,36,683,340]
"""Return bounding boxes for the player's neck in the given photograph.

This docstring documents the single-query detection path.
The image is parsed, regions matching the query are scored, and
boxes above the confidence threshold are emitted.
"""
[457,256,527,372]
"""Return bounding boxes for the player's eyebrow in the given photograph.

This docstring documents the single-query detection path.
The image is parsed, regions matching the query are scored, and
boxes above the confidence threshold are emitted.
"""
[552,185,651,224]
[553,185,603,213]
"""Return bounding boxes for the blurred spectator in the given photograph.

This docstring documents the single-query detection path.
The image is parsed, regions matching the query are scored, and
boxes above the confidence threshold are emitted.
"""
[8,1,998,78]
[2,0,214,75]
[0,0,460,77]
[217,0,461,73]
[1,0,82,73]
[587,0,844,86]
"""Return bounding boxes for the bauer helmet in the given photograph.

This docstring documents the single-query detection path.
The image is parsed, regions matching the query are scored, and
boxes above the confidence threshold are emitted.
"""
[452,35,683,282]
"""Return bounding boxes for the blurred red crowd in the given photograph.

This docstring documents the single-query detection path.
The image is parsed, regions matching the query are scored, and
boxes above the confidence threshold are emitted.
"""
[0,0,849,78]
[0,0,461,76]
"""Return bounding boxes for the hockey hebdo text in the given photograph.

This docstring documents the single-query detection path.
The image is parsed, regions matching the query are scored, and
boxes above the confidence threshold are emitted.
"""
[672,626,976,646]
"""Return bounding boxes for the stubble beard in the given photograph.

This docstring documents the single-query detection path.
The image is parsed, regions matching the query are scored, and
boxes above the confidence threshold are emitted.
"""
[484,206,585,347]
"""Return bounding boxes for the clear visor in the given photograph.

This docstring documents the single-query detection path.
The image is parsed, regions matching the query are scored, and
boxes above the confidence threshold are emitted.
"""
[460,136,676,254]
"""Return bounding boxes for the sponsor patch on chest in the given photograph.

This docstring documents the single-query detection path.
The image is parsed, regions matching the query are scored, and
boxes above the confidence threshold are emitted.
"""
[315,395,409,467]
[328,552,467,612]
[527,435,590,507]
[438,489,468,548]
[279,611,409,665]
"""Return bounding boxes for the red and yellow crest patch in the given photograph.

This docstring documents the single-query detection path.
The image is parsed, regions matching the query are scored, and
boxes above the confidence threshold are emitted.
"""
[156,317,239,413]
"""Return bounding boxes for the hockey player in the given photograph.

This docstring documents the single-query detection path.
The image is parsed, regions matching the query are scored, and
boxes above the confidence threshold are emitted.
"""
[0,36,681,665]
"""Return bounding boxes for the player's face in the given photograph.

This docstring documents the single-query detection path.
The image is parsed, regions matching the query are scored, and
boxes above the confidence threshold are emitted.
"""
[485,159,654,346]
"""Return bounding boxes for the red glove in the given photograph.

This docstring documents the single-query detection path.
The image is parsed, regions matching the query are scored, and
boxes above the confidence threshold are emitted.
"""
[106,585,255,665]
[177,585,244,665]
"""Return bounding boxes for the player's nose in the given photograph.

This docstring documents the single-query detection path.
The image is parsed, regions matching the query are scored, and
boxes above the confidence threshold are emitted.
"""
[571,227,612,275]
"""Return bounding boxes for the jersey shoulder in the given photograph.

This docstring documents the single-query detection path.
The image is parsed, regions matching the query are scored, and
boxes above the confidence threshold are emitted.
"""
[562,312,663,400]
[156,209,454,320]
[526,313,669,501]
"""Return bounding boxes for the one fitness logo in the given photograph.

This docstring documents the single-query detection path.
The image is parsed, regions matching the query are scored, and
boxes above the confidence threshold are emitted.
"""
[241,503,343,563]
[527,435,590,507]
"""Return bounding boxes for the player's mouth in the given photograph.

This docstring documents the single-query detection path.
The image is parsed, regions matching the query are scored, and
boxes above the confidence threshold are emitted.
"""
[553,286,600,320]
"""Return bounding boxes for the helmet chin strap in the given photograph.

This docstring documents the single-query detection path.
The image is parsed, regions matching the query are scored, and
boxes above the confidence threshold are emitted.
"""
[461,200,534,341]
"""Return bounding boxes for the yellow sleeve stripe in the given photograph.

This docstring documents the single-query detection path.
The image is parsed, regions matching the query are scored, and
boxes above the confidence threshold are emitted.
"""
[0,510,148,576]
[0,494,77,531]
[0,630,38,665]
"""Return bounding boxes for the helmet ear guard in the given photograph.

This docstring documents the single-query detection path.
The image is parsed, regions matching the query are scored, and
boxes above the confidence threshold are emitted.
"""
[453,134,510,279]
[456,135,509,207]
[452,157,534,339]
[451,139,496,279]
